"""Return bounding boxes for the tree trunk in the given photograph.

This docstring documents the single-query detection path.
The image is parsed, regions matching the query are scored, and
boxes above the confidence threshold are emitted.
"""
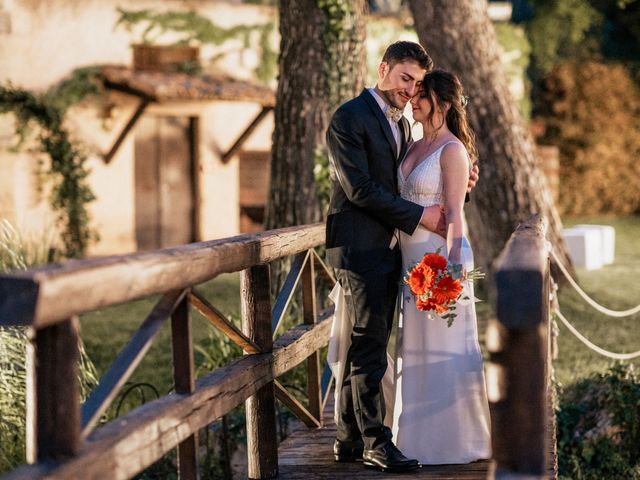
[266,0,367,231]
[408,0,573,279]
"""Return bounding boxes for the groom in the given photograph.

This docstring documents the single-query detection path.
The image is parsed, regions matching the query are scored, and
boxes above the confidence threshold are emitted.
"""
[325,41,478,472]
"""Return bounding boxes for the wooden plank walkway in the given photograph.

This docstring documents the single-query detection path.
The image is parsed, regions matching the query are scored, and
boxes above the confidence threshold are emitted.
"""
[277,396,491,479]
[278,391,557,479]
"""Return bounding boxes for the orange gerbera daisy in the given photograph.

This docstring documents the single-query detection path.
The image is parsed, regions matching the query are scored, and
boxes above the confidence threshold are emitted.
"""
[407,264,435,296]
[416,297,449,314]
[420,253,448,272]
[431,275,463,305]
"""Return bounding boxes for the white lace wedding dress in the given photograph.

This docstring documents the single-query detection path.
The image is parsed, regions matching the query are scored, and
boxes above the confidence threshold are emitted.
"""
[327,140,491,465]
[392,140,491,464]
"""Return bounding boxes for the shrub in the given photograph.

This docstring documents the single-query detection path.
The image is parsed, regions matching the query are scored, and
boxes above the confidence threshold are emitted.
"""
[556,363,640,479]
[0,219,98,474]
[537,61,640,216]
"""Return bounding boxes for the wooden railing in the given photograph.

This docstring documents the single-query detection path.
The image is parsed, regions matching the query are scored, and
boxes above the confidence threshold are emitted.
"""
[0,223,335,480]
[0,217,558,480]
[488,214,557,479]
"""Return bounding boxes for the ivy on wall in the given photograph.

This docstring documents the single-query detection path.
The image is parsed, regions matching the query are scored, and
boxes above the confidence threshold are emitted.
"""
[115,8,278,84]
[0,67,104,258]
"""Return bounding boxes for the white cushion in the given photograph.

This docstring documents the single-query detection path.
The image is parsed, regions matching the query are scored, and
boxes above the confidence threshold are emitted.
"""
[562,227,604,270]
[573,224,615,265]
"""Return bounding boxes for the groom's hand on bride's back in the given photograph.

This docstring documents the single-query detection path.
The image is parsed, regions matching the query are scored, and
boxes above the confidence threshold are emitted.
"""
[467,163,480,193]
[420,205,446,237]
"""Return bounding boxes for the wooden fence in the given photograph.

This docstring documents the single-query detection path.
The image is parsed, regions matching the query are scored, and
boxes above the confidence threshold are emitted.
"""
[0,223,334,480]
[0,217,556,479]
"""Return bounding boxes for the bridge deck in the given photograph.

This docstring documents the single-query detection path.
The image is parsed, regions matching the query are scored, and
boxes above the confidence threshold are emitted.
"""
[277,391,556,479]
[277,397,491,479]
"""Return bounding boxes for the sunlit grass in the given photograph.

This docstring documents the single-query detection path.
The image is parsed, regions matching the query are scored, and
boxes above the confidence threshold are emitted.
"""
[0,219,55,272]
[79,273,243,403]
[554,215,640,387]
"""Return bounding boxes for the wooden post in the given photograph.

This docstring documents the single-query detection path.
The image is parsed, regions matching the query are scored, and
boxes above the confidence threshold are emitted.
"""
[488,215,552,479]
[241,265,278,479]
[26,318,81,463]
[301,252,322,424]
[188,116,200,242]
[172,293,199,480]
[221,107,273,163]
[103,99,149,164]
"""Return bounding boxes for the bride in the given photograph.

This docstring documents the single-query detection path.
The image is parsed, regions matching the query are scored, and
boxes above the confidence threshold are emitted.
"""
[328,69,491,465]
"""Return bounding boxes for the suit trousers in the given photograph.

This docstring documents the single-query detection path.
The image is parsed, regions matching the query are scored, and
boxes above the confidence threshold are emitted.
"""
[335,250,401,449]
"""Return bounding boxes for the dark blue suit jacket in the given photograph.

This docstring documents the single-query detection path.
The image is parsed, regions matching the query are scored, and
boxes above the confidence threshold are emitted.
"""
[325,89,423,273]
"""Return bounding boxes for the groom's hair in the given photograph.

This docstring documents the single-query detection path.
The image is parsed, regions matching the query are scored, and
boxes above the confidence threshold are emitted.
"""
[382,41,433,72]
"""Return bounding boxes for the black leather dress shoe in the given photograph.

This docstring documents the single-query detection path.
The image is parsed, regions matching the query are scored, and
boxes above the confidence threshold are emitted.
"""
[333,439,365,462]
[362,443,421,472]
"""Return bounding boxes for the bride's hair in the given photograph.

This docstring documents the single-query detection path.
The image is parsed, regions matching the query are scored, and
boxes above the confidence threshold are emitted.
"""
[420,69,478,163]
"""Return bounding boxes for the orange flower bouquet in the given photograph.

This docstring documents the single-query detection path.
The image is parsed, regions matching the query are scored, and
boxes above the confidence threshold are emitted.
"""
[404,249,483,327]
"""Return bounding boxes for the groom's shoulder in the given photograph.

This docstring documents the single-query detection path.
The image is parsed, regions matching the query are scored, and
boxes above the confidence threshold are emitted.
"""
[332,92,370,124]
[339,91,368,113]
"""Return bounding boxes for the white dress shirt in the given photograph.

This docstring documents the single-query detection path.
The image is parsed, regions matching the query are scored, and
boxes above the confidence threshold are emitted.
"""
[368,87,402,158]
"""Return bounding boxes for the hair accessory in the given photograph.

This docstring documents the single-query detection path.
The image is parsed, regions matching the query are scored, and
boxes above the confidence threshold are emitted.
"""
[460,95,469,108]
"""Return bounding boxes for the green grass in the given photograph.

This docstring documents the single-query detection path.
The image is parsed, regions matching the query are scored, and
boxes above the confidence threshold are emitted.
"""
[80,270,324,413]
[472,216,640,389]
[553,215,640,387]
[79,273,243,409]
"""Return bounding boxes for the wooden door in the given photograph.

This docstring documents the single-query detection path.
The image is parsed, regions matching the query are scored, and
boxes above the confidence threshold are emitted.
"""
[135,116,197,250]
[239,150,270,233]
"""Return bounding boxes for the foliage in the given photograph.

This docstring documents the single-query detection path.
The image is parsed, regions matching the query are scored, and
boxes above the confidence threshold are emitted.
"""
[314,0,366,211]
[0,219,55,271]
[316,0,364,113]
[0,67,104,257]
[494,22,533,118]
[0,219,98,474]
[525,0,640,104]
[313,146,332,214]
[525,0,602,75]
[0,328,27,473]
[537,61,640,215]
[255,23,278,84]
[115,8,277,84]
[194,326,242,374]
[116,8,256,45]
[589,0,640,65]
[556,363,640,479]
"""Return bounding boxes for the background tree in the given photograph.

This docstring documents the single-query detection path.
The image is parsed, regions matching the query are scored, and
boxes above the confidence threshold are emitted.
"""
[408,0,573,276]
[523,0,640,82]
[266,0,367,231]
[537,61,640,216]
[521,0,640,216]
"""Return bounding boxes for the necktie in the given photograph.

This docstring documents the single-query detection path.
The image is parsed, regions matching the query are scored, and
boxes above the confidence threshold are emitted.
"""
[385,106,403,123]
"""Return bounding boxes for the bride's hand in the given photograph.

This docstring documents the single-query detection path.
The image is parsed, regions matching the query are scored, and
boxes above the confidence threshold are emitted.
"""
[467,163,479,193]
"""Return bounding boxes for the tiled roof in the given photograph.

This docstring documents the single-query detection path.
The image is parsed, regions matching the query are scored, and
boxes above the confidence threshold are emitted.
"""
[101,66,275,107]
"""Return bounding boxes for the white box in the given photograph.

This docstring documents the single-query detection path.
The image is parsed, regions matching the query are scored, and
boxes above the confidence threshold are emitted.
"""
[573,224,615,265]
[562,227,604,270]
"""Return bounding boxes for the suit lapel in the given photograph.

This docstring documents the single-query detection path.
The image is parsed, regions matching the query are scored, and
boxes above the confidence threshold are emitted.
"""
[398,117,411,165]
[360,89,398,160]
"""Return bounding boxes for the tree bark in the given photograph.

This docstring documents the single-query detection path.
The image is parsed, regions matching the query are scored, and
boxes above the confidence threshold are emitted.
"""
[408,0,573,279]
[267,0,367,230]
